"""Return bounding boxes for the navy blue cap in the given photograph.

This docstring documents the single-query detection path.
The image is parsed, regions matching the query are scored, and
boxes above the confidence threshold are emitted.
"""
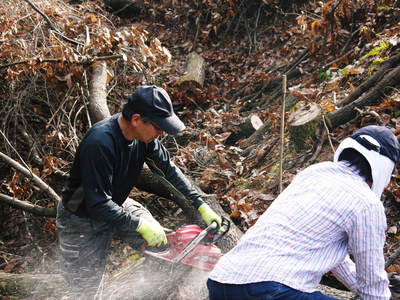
[127,85,185,134]
[351,125,400,163]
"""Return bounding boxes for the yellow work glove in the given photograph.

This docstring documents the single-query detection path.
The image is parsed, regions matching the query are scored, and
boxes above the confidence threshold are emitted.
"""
[136,218,167,247]
[198,203,222,229]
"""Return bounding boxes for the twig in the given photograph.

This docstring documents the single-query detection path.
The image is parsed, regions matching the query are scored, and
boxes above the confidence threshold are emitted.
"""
[279,75,287,193]
[340,28,360,55]
[354,107,383,125]
[306,129,327,165]
[321,49,353,70]
[23,210,44,254]
[0,54,126,70]
[323,115,336,153]
[253,3,262,47]
[22,0,83,46]
[0,129,31,172]
[17,124,42,166]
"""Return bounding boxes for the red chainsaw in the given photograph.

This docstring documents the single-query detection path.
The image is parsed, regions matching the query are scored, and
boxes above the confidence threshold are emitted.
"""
[142,217,230,271]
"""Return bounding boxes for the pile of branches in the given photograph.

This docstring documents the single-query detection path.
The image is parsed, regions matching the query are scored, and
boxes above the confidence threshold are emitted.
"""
[0,0,171,208]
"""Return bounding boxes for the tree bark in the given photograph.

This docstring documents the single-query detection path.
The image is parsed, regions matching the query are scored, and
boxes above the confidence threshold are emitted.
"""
[88,61,111,124]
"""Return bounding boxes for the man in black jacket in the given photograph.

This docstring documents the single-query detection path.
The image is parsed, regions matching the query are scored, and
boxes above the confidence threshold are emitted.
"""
[56,85,221,300]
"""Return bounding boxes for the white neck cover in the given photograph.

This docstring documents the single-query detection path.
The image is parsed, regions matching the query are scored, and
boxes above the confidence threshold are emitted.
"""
[333,137,394,198]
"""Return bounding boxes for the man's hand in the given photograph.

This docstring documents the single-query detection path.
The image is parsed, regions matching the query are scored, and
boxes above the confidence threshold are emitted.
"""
[198,203,222,228]
[136,218,167,247]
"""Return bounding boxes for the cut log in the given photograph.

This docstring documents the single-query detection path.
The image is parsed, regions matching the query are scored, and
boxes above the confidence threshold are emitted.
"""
[326,64,400,129]
[0,271,66,298]
[225,114,263,145]
[338,52,400,107]
[241,120,271,156]
[103,256,209,300]
[179,52,205,90]
[287,102,321,152]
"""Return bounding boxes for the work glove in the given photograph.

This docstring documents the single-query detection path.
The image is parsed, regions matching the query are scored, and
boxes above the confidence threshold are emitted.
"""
[198,203,222,229]
[136,218,167,247]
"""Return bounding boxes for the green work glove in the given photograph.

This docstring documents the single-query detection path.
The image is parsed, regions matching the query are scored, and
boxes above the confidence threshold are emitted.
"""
[198,203,222,229]
[136,218,167,247]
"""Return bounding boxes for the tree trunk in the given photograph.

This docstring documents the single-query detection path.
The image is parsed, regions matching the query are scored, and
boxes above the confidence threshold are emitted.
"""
[89,61,111,124]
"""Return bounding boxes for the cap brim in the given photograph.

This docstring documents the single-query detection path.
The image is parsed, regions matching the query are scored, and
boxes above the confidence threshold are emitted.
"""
[152,113,186,135]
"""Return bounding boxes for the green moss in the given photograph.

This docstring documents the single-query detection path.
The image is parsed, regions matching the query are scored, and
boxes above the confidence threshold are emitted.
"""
[377,6,400,12]
[361,41,390,60]
[289,119,320,152]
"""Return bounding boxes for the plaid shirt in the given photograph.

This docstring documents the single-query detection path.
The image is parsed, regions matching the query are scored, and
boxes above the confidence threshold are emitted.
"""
[209,161,390,300]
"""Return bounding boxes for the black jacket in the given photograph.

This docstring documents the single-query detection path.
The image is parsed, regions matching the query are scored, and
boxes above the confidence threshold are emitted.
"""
[61,113,204,232]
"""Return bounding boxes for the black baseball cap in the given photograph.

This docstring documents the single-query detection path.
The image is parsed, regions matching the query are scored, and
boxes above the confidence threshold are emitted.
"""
[126,85,185,134]
[350,125,400,163]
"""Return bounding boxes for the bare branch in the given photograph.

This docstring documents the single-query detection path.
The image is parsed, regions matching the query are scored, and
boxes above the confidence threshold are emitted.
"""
[0,193,55,217]
[22,0,83,46]
[0,55,126,70]
[0,151,61,203]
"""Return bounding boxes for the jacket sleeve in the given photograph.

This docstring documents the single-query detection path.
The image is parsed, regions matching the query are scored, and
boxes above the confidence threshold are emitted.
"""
[335,202,390,300]
[145,140,204,209]
[79,140,140,231]
[331,254,358,291]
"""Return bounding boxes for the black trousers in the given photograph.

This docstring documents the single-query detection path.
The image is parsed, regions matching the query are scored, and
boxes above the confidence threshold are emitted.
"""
[56,198,155,300]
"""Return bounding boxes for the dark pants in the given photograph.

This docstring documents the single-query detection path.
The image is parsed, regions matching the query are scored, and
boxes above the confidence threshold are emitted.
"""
[56,198,155,300]
[207,279,339,300]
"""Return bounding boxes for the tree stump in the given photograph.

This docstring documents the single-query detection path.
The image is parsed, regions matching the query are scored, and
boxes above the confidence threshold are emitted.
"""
[287,102,321,152]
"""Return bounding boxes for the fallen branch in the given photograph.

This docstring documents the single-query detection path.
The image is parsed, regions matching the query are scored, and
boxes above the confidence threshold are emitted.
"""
[0,54,126,70]
[0,193,55,217]
[0,151,61,203]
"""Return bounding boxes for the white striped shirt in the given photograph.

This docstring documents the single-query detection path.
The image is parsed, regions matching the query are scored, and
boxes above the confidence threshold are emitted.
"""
[209,161,390,300]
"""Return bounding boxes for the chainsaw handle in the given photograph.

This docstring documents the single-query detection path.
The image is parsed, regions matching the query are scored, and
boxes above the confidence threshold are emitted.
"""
[205,221,219,233]
[211,217,230,243]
